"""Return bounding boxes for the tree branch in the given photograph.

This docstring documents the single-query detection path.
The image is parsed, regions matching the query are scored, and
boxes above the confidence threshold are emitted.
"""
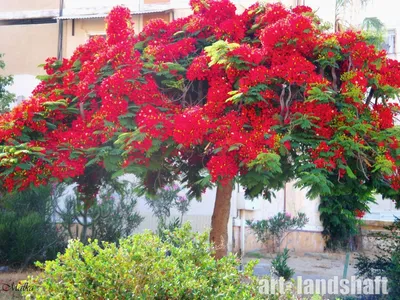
[331,67,338,92]
[284,85,292,121]
[279,84,286,125]
[365,88,375,106]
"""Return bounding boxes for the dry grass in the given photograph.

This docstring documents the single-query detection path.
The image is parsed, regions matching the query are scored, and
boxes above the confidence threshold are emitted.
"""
[0,269,40,300]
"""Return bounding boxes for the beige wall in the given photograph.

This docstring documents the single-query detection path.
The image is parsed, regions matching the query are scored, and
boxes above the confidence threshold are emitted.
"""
[0,23,58,75]
[0,0,59,12]
[144,0,170,3]
[62,16,141,58]
[143,12,171,25]
[233,227,325,254]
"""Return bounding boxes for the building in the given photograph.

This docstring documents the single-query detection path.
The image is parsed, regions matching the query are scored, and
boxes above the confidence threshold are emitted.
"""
[0,0,178,101]
[0,0,59,101]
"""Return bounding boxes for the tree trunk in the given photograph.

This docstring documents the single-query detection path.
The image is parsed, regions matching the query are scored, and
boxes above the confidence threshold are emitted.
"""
[210,180,234,259]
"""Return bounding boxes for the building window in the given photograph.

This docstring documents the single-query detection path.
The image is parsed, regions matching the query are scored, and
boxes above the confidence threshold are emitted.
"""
[87,33,106,41]
[89,34,106,38]
[0,18,57,26]
[384,29,396,54]
[143,12,170,25]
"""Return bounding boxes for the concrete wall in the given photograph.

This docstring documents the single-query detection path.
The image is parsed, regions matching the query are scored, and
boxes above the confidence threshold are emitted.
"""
[0,0,58,98]
[145,0,170,4]
[0,0,58,12]
[0,23,58,76]
[64,0,139,10]
[233,227,325,254]
[61,11,173,59]
[360,220,395,253]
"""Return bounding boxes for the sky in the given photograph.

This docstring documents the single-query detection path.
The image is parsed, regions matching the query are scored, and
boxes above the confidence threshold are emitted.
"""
[364,0,400,27]
[306,0,400,29]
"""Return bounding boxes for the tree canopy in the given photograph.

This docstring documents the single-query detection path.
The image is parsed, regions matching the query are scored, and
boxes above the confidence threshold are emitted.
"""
[0,1,399,205]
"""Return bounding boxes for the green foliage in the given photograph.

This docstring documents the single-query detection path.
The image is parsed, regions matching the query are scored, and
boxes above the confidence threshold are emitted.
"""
[388,251,400,298]
[0,54,15,114]
[355,218,400,298]
[239,156,294,200]
[319,193,373,251]
[247,152,282,174]
[271,248,295,281]
[204,40,239,66]
[23,224,266,299]
[55,182,143,244]
[0,186,66,268]
[247,212,308,252]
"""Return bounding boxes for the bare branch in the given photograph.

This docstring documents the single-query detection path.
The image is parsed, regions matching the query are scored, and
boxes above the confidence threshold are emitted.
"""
[284,85,292,121]
[365,88,375,106]
[331,67,338,92]
[279,84,286,125]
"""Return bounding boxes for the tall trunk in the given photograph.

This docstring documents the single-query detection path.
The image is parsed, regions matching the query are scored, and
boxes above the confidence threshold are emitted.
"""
[210,180,234,259]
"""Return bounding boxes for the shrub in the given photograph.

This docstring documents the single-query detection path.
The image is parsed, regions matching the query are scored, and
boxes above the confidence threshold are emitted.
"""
[271,248,295,281]
[247,212,309,252]
[55,182,143,244]
[0,53,15,113]
[145,184,191,238]
[388,251,400,298]
[0,186,66,268]
[23,224,273,299]
[355,218,400,299]
[319,194,373,251]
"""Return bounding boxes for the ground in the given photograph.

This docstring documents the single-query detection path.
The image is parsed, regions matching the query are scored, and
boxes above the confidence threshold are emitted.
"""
[0,268,39,300]
[244,250,357,280]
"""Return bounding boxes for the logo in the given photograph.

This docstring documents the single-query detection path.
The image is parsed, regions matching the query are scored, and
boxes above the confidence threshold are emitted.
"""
[1,281,32,292]
[258,276,388,296]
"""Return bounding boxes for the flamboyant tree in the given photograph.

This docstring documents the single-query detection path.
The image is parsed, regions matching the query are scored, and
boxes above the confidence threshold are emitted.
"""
[0,1,399,258]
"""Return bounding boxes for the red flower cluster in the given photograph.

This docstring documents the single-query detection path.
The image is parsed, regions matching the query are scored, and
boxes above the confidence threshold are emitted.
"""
[354,209,366,219]
[0,1,399,201]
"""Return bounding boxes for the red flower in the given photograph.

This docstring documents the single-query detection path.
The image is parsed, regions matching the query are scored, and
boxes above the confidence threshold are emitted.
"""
[355,209,366,219]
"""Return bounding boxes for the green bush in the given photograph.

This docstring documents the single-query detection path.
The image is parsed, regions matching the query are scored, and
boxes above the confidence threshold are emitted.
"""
[319,194,373,251]
[271,248,295,281]
[247,212,308,252]
[55,182,143,244]
[0,186,66,268]
[145,184,191,239]
[22,224,263,299]
[388,251,400,298]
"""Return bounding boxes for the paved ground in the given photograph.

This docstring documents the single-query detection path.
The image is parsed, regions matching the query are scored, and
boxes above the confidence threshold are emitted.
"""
[244,250,358,280]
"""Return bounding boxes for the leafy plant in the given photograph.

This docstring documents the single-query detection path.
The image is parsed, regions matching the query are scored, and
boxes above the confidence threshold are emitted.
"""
[145,184,191,238]
[0,53,15,114]
[55,181,143,244]
[22,223,268,299]
[247,212,309,252]
[271,248,295,281]
[388,251,400,298]
[0,186,66,268]
[320,193,373,251]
